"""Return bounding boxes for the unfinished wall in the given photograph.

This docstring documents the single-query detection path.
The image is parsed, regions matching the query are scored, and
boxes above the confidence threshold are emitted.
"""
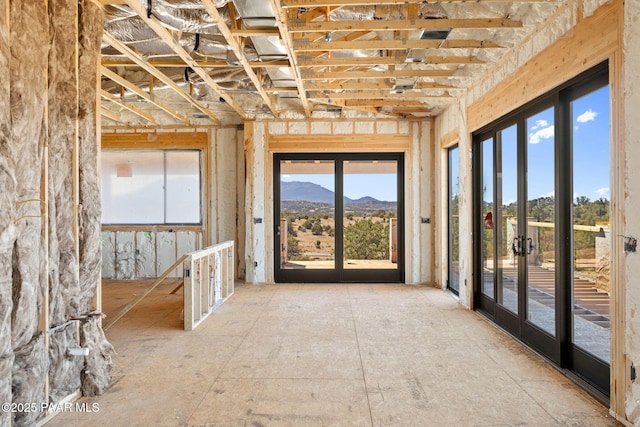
[100,127,242,280]
[623,0,640,423]
[101,229,201,279]
[243,119,433,285]
[436,0,632,423]
[0,1,111,425]
[0,0,12,425]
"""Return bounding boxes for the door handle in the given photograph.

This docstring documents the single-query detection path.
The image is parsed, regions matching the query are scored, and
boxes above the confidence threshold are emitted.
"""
[512,237,521,256]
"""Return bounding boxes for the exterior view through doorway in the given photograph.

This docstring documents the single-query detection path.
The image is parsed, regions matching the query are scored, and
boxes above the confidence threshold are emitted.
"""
[473,63,611,400]
[274,153,404,283]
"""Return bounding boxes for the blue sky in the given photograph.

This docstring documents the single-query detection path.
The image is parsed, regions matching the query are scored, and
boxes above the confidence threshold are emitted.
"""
[484,85,610,205]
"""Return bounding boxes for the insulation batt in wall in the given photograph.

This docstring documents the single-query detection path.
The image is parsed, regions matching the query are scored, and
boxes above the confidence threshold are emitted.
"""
[0,1,112,425]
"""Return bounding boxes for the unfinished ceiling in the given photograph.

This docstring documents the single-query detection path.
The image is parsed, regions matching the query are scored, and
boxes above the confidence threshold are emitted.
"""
[98,0,563,126]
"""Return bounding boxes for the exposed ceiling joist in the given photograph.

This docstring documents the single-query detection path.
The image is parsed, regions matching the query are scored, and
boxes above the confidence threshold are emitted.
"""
[289,18,522,32]
[270,0,311,117]
[301,69,456,79]
[308,90,452,99]
[293,39,504,51]
[103,32,222,123]
[101,89,158,124]
[298,55,484,67]
[101,60,291,69]
[119,0,247,120]
[338,99,431,107]
[201,0,279,117]
[282,0,553,6]
[101,107,127,124]
[100,65,191,125]
[96,0,567,121]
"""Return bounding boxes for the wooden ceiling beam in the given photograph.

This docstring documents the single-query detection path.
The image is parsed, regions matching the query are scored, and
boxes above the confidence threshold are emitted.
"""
[100,63,192,125]
[101,60,291,68]
[299,56,402,67]
[103,35,221,122]
[101,108,127,124]
[305,81,457,90]
[298,55,484,67]
[308,90,452,99]
[293,39,503,51]
[118,0,245,120]
[283,0,554,6]
[289,18,522,32]
[202,0,279,117]
[301,69,456,79]
[101,89,158,124]
[339,99,431,107]
[269,0,311,117]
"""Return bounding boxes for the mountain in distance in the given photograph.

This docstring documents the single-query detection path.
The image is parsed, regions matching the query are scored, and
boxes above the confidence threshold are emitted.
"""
[281,181,384,203]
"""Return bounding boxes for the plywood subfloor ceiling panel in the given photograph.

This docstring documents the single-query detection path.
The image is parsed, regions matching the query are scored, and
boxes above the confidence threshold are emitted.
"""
[97,0,563,126]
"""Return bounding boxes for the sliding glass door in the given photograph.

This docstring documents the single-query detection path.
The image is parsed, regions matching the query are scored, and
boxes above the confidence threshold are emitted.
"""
[274,153,404,283]
[474,63,610,398]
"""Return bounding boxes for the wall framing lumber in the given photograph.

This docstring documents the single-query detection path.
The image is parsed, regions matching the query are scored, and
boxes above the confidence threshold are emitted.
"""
[268,134,411,152]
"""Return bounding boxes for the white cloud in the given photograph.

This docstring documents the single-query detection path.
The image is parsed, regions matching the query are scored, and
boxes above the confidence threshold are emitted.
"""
[577,109,598,123]
[530,119,548,131]
[596,187,610,198]
[529,125,554,144]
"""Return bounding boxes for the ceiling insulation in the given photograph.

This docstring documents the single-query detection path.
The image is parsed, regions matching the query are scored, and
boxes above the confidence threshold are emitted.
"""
[98,0,565,126]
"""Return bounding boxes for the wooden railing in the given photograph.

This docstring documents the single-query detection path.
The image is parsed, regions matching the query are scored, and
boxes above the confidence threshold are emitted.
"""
[183,240,235,331]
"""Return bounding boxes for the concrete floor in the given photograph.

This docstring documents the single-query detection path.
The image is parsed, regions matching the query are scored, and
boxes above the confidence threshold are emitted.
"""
[47,281,619,427]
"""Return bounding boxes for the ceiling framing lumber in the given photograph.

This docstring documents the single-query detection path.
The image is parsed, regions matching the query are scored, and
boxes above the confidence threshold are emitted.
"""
[293,39,504,51]
[101,60,291,68]
[100,90,158,124]
[270,0,312,117]
[308,90,452,99]
[101,107,127,124]
[95,0,569,121]
[289,18,522,32]
[201,0,279,117]
[100,66,191,125]
[282,0,554,6]
[118,0,248,120]
[103,32,222,123]
[298,55,484,67]
[301,69,456,79]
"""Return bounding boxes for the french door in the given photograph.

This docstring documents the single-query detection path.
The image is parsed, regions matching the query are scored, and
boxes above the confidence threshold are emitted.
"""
[274,153,404,283]
[474,63,611,398]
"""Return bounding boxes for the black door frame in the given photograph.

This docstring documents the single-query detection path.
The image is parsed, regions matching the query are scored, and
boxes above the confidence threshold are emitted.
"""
[274,152,405,283]
[473,62,610,398]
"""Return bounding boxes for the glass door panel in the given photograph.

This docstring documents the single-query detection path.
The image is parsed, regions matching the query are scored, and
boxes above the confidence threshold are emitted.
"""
[448,147,460,294]
[279,159,335,270]
[571,85,611,363]
[481,138,495,298]
[343,160,398,270]
[497,125,518,314]
[525,107,556,336]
